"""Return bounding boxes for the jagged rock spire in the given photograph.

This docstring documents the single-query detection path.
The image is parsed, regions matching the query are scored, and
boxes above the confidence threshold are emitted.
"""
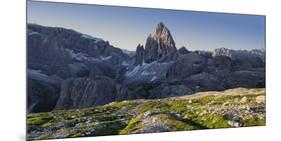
[142,22,178,63]
[154,22,176,49]
[134,44,145,65]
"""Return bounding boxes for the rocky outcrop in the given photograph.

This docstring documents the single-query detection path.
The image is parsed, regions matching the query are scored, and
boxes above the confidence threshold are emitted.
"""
[28,24,130,79]
[182,72,223,92]
[28,78,60,113]
[178,46,190,55]
[194,50,213,58]
[143,22,178,63]
[166,52,207,80]
[54,76,131,110]
[212,48,265,67]
[211,56,232,70]
[134,44,145,65]
[223,70,265,88]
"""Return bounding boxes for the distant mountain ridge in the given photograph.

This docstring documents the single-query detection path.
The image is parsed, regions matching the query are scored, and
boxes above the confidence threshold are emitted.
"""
[212,47,265,62]
[27,23,265,113]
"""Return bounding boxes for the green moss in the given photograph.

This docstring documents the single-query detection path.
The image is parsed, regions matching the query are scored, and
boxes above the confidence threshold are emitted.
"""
[41,122,54,128]
[242,118,265,126]
[194,96,215,105]
[193,113,230,128]
[91,120,128,136]
[139,101,160,113]
[170,100,188,113]
[69,132,84,137]
[158,114,196,130]
[109,101,133,108]
[119,117,142,134]
[28,115,53,126]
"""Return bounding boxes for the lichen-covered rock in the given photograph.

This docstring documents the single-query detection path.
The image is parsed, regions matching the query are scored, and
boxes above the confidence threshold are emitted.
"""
[256,95,265,104]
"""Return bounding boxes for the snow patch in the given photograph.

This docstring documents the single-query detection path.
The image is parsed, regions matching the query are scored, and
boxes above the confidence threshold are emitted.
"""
[150,76,157,82]
[28,69,48,78]
[125,65,141,77]
[141,71,156,76]
[28,30,40,36]
[65,49,88,61]
[122,61,129,66]
[142,61,156,69]
[28,69,63,85]
[100,56,112,61]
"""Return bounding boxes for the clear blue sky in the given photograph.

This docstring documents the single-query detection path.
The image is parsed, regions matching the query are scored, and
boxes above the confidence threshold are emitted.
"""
[27,1,265,51]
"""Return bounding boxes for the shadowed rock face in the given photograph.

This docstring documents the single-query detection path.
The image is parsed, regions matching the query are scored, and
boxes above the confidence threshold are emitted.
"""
[143,22,178,63]
[178,46,190,55]
[166,52,207,80]
[27,24,130,79]
[27,24,131,112]
[134,44,145,65]
[212,48,265,68]
[54,76,131,110]
[28,78,60,113]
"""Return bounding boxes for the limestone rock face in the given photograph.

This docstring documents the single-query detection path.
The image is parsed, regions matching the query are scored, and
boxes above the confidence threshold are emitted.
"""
[212,48,265,68]
[166,52,207,80]
[223,70,265,88]
[211,56,232,70]
[134,44,145,65]
[28,78,60,113]
[143,22,178,63]
[54,76,130,110]
[27,24,130,79]
[183,72,223,92]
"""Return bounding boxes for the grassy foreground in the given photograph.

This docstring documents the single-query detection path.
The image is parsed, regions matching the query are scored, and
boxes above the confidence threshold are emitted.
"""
[27,88,265,140]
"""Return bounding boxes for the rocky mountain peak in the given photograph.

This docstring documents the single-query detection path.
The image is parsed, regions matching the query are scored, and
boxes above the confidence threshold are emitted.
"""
[178,46,190,55]
[134,44,145,65]
[142,22,178,63]
[154,22,176,49]
[156,22,165,32]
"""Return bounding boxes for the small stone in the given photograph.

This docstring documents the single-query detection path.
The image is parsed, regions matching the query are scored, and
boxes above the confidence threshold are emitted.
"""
[256,95,265,104]
[233,122,240,127]
[234,97,239,103]
[222,102,229,107]
[228,121,240,127]
[240,97,247,103]
[144,111,152,118]
[186,104,192,109]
